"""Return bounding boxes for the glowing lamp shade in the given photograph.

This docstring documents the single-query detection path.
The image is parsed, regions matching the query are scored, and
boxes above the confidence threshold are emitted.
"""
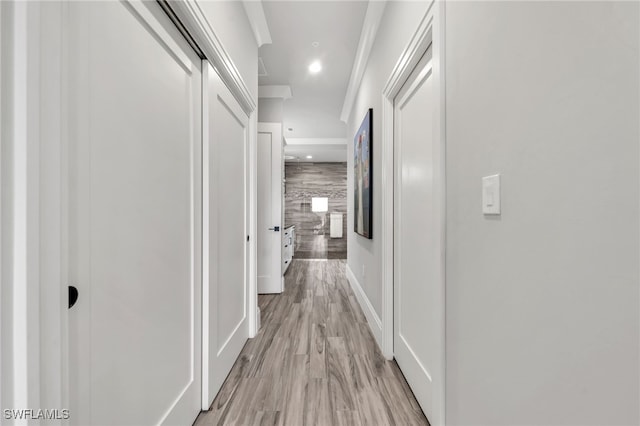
[311,197,328,213]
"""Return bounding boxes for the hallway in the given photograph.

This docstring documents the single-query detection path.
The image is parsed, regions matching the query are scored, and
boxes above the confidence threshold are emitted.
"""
[196,260,429,426]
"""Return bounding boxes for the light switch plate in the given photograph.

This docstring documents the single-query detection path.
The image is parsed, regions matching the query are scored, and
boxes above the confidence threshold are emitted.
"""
[482,174,501,215]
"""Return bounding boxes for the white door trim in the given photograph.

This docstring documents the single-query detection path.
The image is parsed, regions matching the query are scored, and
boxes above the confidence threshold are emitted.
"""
[380,1,446,424]
[248,113,258,338]
[0,1,67,412]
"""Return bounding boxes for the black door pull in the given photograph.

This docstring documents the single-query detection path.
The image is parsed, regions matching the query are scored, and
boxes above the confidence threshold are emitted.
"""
[69,286,79,309]
[268,226,280,232]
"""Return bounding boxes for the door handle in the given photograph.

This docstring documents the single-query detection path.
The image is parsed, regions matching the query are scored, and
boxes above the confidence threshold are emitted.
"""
[69,286,79,309]
[268,226,280,232]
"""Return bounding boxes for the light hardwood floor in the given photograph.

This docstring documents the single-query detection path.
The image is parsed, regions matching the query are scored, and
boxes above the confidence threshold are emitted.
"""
[195,259,429,426]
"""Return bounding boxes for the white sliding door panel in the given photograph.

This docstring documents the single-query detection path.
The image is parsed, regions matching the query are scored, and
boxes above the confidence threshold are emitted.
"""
[257,123,283,294]
[216,108,246,344]
[203,62,250,409]
[67,2,202,425]
[393,45,443,424]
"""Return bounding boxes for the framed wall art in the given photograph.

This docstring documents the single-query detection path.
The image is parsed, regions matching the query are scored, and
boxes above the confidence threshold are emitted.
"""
[354,108,372,239]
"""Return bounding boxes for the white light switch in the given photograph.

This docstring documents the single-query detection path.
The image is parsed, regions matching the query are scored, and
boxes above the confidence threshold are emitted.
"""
[482,174,501,215]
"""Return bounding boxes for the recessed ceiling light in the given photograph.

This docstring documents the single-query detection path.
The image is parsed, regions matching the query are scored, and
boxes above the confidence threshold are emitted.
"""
[311,41,320,48]
[284,155,297,160]
[308,61,322,74]
[287,127,294,131]
[306,155,313,159]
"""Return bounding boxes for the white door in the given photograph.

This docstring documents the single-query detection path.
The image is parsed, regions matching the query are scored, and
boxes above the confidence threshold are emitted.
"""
[202,62,250,409]
[393,45,444,425]
[257,123,284,294]
[66,2,202,425]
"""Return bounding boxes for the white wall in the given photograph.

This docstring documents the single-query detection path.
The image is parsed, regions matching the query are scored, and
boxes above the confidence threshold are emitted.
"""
[347,1,431,320]
[258,98,283,123]
[444,2,639,424]
[348,1,639,424]
[197,0,258,101]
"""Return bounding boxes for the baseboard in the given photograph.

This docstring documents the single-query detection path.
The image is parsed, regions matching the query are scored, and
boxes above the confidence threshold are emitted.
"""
[257,306,261,331]
[345,264,383,351]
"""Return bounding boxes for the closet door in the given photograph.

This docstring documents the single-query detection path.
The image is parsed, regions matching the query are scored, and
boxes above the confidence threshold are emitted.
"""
[66,2,202,424]
[393,44,444,425]
[202,61,251,408]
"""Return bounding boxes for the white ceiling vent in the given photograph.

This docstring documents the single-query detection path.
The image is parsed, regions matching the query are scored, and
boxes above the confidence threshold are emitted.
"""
[258,57,268,77]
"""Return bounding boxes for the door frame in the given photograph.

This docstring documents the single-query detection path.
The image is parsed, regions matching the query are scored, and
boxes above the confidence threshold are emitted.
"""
[1,0,259,414]
[0,0,67,411]
[380,0,446,424]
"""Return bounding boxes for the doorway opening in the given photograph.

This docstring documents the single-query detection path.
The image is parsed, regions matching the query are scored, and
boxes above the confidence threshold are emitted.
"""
[284,160,348,260]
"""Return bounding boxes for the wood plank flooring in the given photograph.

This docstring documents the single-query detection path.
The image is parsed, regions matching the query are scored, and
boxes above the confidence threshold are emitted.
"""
[195,260,429,426]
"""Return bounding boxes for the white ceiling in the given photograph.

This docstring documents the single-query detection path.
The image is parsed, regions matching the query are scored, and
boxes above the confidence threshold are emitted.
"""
[259,1,368,162]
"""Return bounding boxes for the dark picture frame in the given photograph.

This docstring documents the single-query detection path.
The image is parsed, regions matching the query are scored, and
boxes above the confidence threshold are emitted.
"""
[354,108,373,239]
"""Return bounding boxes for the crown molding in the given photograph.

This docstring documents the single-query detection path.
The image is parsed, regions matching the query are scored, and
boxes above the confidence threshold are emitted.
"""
[169,0,257,114]
[242,1,272,48]
[340,0,387,123]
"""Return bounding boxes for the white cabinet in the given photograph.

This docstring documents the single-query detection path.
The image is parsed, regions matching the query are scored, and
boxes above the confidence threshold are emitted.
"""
[283,225,295,274]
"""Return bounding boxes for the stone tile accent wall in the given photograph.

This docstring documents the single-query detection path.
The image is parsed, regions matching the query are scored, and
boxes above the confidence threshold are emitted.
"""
[284,162,347,259]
